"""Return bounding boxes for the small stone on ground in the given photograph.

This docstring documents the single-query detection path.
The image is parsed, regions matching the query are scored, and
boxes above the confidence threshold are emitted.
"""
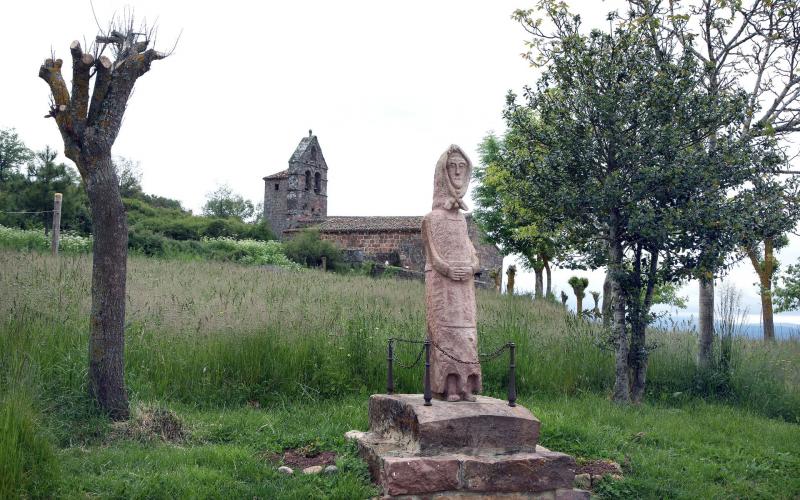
[324,465,337,474]
[344,430,364,441]
[303,465,324,474]
[574,473,591,489]
[278,466,293,475]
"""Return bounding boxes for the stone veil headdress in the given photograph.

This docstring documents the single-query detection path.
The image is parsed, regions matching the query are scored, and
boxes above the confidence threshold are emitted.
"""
[432,144,472,211]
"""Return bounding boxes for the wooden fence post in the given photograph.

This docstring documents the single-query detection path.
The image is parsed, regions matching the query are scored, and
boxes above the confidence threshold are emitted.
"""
[51,193,62,256]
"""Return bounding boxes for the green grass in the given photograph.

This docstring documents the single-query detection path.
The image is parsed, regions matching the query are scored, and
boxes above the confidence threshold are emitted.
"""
[35,395,800,499]
[1,249,799,498]
[55,398,377,499]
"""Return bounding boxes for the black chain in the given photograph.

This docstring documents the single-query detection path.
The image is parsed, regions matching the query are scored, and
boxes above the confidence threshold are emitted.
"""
[431,340,512,365]
[388,337,427,369]
[390,337,512,367]
[394,345,426,369]
[479,342,514,361]
[431,341,482,365]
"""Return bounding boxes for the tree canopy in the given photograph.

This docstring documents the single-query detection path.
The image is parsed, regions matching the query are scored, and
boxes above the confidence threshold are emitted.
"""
[488,1,770,403]
[202,184,256,222]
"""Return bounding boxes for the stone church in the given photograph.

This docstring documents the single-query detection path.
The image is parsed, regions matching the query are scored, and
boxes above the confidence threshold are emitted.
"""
[263,132,503,277]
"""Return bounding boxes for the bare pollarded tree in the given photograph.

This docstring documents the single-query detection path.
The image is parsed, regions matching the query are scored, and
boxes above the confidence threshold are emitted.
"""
[38,17,169,419]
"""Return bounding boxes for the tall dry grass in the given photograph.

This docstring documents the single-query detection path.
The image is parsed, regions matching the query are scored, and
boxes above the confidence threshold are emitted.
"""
[0,249,797,419]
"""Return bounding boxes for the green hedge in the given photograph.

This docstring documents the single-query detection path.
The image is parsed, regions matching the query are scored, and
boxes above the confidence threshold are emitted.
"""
[124,198,275,241]
[0,225,297,269]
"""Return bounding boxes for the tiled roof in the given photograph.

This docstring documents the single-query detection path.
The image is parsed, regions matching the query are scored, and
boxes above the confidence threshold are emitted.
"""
[263,169,288,180]
[316,216,423,233]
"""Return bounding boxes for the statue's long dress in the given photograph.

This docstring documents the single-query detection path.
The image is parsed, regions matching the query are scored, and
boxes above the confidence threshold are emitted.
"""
[424,209,482,398]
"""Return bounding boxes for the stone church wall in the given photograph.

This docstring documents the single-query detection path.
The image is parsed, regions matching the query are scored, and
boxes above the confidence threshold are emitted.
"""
[318,220,502,276]
[319,230,425,270]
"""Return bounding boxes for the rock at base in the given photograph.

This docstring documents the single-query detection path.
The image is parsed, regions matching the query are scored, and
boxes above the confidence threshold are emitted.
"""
[277,466,293,475]
[302,465,324,474]
[368,394,540,455]
[349,394,582,499]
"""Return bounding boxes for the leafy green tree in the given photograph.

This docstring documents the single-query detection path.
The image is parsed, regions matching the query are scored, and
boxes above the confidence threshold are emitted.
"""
[590,291,601,317]
[626,0,800,351]
[22,146,86,232]
[737,176,800,338]
[507,2,757,403]
[114,156,144,199]
[202,184,255,222]
[283,229,342,269]
[0,128,32,183]
[505,264,516,295]
[0,129,32,228]
[775,262,800,313]
[568,276,589,317]
[473,133,561,300]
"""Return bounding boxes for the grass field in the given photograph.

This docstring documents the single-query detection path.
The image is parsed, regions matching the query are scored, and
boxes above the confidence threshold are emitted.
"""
[1,250,799,498]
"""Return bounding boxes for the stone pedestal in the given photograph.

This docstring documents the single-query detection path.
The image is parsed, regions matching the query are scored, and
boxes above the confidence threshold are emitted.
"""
[347,394,589,499]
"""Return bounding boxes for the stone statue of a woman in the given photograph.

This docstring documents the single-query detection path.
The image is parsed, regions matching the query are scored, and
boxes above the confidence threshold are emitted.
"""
[422,145,482,402]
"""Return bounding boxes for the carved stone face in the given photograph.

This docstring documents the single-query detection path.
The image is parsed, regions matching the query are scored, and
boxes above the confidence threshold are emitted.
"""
[447,153,468,189]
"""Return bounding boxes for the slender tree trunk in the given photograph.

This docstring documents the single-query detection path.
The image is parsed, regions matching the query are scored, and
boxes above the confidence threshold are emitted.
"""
[602,271,612,329]
[697,278,714,369]
[575,294,583,318]
[747,240,776,341]
[84,154,129,420]
[534,267,544,300]
[544,259,552,298]
[760,275,775,341]
[629,320,649,403]
[609,225,630,403]
[630,249,658,404]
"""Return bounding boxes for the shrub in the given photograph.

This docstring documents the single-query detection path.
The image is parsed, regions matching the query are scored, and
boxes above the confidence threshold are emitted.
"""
[201,237,298,268]
[283,229,343,269]
[0,225,91,253]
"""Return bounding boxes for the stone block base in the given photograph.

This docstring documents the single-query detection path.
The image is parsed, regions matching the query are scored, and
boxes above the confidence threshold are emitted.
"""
[347,394,589,499]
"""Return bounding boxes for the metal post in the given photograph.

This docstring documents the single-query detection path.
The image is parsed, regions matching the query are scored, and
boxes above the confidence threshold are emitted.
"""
[507,343,517,407]
[387,339,394,395]
[51,193,62,256]
[423,340,432,406]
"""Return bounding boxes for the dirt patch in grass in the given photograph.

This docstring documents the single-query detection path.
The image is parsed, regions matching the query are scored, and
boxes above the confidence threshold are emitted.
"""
[282,449,336,468]
[110,406,186,443]
[574,459,623,477]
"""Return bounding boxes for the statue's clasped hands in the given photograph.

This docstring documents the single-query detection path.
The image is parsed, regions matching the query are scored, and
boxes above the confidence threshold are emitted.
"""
[448,266,472,281]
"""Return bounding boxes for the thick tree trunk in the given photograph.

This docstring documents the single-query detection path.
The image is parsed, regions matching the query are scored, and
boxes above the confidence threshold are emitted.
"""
[84,154,129,420]
[609,234,630,403]
[697,278,714,369]
[534,267,544,300]
[602,271,612,329]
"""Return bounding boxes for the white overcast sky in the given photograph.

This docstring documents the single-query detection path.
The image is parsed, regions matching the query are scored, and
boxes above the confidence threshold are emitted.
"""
[2,0,800,328]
